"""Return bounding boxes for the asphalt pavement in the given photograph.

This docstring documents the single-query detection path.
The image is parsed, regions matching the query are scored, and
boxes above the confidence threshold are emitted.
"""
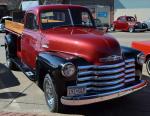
[0,31,150,116]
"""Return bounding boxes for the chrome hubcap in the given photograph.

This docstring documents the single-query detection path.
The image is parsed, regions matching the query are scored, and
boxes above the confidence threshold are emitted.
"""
[129,28,133,32]
[45,77,55,109]
[147,60,150,74]
[6,59,11,67]
[6,51,11,67]
[111,26,114,31]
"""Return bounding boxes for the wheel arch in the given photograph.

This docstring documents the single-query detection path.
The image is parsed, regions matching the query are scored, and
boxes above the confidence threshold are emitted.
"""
[145,54,150,62]
[35,52,78,90]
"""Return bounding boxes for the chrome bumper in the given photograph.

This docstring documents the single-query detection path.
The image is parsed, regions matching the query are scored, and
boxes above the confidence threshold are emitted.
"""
[134,28,146,31]
[61,80,147,106]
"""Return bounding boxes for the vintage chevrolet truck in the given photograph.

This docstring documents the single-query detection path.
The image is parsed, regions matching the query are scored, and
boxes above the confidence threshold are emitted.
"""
[4,5,147,112]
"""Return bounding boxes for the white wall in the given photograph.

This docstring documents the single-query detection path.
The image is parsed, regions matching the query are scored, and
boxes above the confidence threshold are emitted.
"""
[114,8,150,21]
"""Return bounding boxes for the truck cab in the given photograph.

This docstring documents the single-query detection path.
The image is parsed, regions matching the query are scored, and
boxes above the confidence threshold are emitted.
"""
[4,5,147,113]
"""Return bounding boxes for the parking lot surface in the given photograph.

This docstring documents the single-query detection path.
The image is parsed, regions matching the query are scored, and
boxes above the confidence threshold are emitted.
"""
[0,31,150,116]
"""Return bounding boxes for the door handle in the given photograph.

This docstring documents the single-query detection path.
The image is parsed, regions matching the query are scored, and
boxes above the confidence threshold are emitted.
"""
[42,44,49,48]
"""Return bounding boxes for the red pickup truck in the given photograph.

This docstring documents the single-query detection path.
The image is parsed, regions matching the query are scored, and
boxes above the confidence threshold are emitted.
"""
[4,5,147,112]
[111,16,147,32]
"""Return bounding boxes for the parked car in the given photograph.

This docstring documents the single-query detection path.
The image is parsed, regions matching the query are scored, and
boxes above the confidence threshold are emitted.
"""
[132,41,150,75]
[0,16,12,32]
[4,5,147,112]
[143,18,150,30]
[111,16,147,32]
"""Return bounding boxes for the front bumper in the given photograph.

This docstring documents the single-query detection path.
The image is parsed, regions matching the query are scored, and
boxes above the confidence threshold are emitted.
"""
[61,80,147,106]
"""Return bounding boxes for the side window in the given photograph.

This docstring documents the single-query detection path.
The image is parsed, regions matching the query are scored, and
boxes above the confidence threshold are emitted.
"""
[120,17,126,22]
[25,13,38,30]
[81,12,92,26]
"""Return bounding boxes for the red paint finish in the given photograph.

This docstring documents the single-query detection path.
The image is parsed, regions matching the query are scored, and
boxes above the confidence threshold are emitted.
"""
[132,41,150,59]
[112,16,138,31]
[41,27,121,65]
[19,5,121,68]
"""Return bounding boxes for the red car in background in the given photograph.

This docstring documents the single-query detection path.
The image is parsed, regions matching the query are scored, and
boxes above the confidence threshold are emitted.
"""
[132,41,150,75]
[111,16,147,32]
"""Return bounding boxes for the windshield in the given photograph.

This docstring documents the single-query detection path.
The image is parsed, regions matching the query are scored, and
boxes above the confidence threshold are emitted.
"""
[70,8,94,27]
[40,9,72,29]
[40,8,95,29]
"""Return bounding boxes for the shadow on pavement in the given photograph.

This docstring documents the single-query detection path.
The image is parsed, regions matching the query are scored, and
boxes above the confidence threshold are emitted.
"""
[63,75,150,116]
[0,92,26,99]
[0,63,20,89]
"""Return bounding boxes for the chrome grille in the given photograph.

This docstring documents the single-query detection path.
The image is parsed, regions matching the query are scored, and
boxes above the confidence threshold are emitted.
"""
[77,59,135,93]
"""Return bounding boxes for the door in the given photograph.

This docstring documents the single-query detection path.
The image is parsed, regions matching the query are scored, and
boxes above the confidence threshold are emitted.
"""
[116,17,127,30]
[21,13,41,69]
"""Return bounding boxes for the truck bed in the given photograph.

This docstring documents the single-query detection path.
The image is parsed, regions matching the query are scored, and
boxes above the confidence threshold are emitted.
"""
[5,20,24,35]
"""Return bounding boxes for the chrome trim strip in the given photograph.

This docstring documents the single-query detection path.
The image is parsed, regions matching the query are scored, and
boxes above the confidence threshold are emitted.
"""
[125,68,135,73]
[125,78,135,83]
[78,73,125,81]
[77,78,125,87]
[125,73,135,78]
[125,64,135,68]
[78,68,125,76]
[61,81,147,106]
[78,62,125,70]
[86,83,124,91]
[125,59,135,63]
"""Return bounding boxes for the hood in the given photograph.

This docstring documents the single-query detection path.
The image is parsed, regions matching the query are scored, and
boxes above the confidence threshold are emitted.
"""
[42,27,121,64]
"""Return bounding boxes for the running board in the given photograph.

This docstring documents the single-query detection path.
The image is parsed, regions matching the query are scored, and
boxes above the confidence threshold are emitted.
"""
[12,58,36,81]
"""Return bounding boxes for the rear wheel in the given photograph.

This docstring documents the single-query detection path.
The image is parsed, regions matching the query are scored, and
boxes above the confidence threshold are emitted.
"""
[129,27,134,33]
[146,58,150,75]
[5,47,16,70]
[43,73,65,112]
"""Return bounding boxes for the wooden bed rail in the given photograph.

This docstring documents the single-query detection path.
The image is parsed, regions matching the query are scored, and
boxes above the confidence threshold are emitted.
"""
[5,20,24,35]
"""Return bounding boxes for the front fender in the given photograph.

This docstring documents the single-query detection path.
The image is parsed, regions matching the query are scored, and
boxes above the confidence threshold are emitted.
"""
[121,46,141,59]
[121,46,143,80]
[36,52,87,83]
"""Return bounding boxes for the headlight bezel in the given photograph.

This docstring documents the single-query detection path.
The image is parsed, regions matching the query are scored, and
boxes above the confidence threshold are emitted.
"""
[61,62,76,78]
[137,52,145,65]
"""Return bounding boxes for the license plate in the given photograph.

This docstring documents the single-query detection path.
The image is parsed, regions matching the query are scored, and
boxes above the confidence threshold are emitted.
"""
[67,86,87,96]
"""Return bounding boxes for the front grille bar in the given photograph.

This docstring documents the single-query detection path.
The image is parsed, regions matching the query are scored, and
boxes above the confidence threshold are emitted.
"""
[77,58,136,93]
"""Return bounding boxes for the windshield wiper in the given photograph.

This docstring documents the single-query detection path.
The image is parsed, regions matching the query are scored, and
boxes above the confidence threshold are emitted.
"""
[74,24,95,28]
[52,24,73,29]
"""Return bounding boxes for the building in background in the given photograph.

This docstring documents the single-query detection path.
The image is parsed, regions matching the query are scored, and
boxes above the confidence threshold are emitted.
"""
[0,0,21,18]
[0,3,8,19]
[114,0,150,21]
[44,0,114,26]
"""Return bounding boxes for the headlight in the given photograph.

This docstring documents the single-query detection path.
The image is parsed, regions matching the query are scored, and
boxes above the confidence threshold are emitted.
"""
[61,63,76,77]
[137,52,145,65]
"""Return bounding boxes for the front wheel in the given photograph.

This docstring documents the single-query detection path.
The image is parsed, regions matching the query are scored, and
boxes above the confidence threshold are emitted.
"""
[146,58,150,75]
[110,24,115,31]
[5,47,16,70]
[129,27,134,33]
[43,73,65,112]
